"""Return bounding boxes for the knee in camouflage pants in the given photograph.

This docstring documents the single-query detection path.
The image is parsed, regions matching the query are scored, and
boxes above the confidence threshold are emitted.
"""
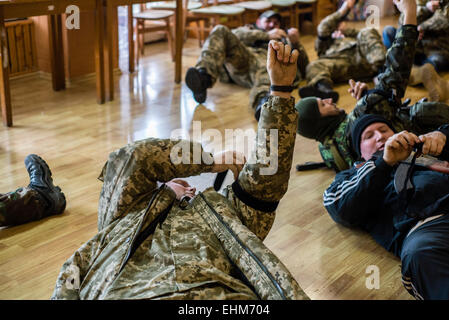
[195,25,270,110]
[194,25,311,110]
[306,28,386,86]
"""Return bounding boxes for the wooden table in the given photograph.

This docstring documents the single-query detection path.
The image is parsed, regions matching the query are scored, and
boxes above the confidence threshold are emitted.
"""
[0,0,108,127]
[104,0,183,103]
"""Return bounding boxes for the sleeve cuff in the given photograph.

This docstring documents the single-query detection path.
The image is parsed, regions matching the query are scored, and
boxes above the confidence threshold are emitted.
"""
[374,157,395,174]
[231,181,279,212]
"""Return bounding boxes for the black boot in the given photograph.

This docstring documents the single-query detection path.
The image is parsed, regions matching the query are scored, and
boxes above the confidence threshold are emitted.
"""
[25,154,66,216]
[185,67,212,104]
[299,80,339,102]
[254,93,270,121]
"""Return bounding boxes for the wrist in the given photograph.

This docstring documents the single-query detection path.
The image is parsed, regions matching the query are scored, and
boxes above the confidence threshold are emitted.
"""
[383,155,397,167]
[270,91,292,99]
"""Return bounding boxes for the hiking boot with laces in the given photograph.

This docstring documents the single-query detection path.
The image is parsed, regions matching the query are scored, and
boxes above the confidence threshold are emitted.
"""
[25,154,66,216]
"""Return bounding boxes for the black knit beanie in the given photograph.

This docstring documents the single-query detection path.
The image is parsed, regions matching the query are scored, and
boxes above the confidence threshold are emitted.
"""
[295,97,346,143]
[351,114,395,158]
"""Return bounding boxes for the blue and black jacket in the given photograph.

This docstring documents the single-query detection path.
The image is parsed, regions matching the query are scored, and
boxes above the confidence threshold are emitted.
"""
[323,124,449,257]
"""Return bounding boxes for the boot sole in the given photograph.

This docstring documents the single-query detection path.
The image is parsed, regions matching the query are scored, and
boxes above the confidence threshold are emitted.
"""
[185,68,207,104]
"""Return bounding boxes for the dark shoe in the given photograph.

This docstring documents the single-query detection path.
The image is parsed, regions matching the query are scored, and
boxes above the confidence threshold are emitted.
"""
[254,94,270,121]
[185,67,212,104]
[299,84,339,103]
[25,154,66,216]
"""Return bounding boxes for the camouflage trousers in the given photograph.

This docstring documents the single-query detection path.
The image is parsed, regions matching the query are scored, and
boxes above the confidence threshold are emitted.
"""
[0,187,46,227]
[195,25,304,110]
[306,28,386,86]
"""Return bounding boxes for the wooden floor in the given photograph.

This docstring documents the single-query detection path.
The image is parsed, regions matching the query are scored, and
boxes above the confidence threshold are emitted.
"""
[1,15,448,300]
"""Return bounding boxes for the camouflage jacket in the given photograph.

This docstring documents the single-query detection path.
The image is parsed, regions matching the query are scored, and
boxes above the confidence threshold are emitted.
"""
[51,96,308,300]
[319,25,424,171]
[399,0,449,55]
[315,9,360,58]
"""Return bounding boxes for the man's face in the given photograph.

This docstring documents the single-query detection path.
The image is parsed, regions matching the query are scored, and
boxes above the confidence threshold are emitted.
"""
[317,98,344,117]
[257,16,281,31]
[359,122,395,160]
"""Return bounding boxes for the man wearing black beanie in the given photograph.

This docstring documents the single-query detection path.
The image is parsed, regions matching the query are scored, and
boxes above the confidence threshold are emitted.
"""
[324,104,449,299]
[295,0,449,172]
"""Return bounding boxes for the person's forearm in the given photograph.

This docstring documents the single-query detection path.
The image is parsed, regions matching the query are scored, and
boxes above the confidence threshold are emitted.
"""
[403,10,417,25]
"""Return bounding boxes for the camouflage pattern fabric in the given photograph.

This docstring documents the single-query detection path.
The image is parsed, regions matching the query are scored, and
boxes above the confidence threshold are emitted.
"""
[399,0,449,60]
[307,10,386,86]
[195,25,308,109]
[0,187,47,227]
[51,96,309,300]
[319,25,449,170]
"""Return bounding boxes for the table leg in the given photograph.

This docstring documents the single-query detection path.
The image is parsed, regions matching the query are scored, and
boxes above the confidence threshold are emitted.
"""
[175,0,182,83]
[128,4,134,73]
[95,0,105,104]
[0,8,11,127]
[48,14,66,91]
[103,2,114,101]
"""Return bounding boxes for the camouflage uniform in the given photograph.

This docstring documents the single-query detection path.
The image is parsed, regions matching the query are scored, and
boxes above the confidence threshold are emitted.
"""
[306,9,386,87]
[0,187,47,227]
[319,25,449,171]
[51,96,309,300]
[195,25,309,109]
[415,0,449,63]
[396,1,449,67]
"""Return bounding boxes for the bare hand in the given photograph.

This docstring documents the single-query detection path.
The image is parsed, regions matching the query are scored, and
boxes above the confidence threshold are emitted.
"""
[348,79,368,100]
[267,40,299,86]
[268,28,288,41]
[393,0,417,14]
[417,25,424,40]
[419,131,446,156]
[346,0,357,10]
[426,0,440,12]
[287,28,300,45]
[383,130,420,166]
[212,150,246,180]
[332,30,345,39]
[167,179,196,200]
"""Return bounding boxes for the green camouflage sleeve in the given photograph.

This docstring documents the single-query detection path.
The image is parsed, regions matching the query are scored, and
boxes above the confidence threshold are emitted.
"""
[317,9,346,38]
[97,139,214,229]
[223,95,298,240]
[351,25,418,123]
[342,28,359,38]
[238,95,297,202]
[315,10,351,56]
[232,25,270,47]
[419,3,449,32]
[357,25,418,112]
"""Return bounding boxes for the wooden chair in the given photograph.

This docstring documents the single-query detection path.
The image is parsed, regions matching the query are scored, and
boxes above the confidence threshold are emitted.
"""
[147,1,206,47]
[133,4,175,64]
[232,0,273,24]
[189,0,246,35]
[296,0,318,33]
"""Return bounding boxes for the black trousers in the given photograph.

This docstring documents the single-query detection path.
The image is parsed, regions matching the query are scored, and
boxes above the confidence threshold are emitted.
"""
[401,214,449,299]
